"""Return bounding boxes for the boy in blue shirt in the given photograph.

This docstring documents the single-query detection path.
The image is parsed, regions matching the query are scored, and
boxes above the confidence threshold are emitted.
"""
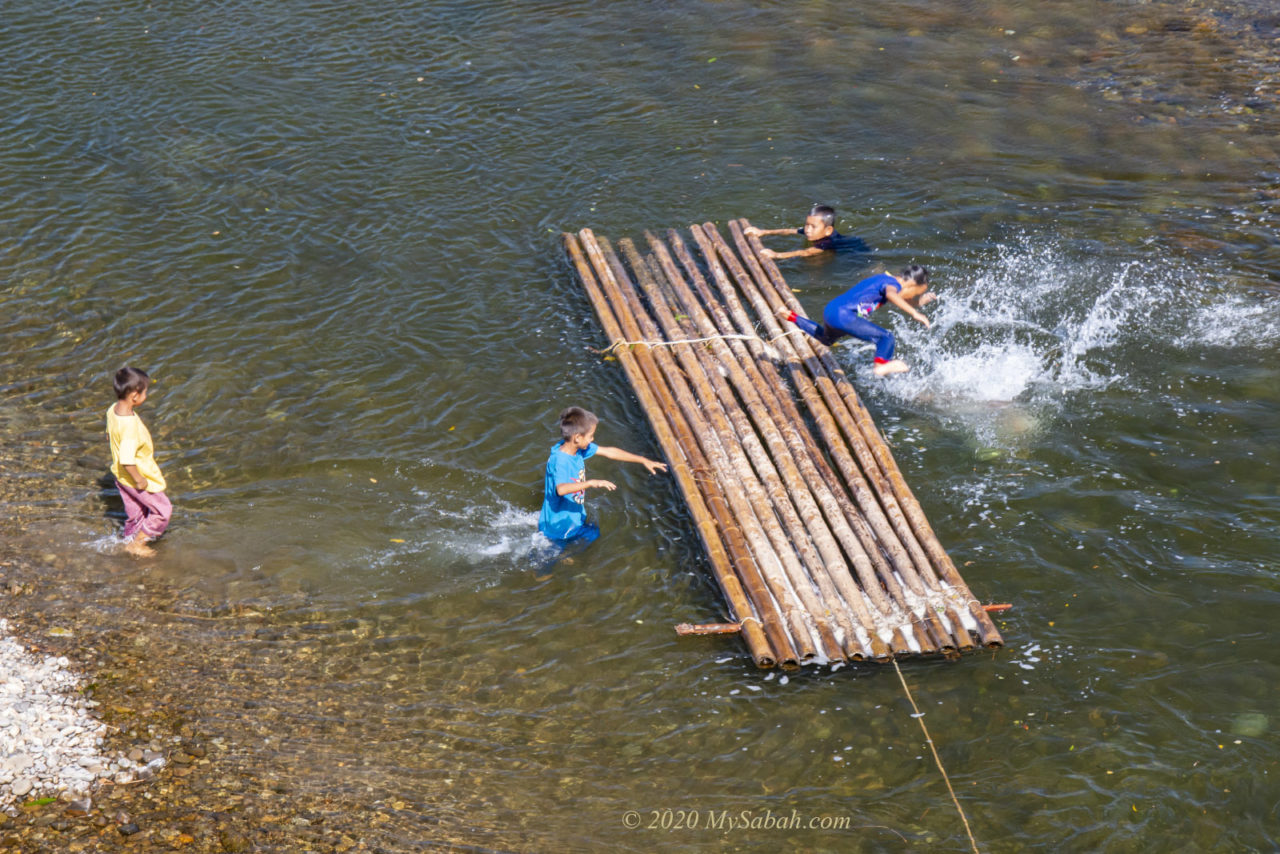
[745,204,867,259]
[781,265,935,376]
[538,406,667,546]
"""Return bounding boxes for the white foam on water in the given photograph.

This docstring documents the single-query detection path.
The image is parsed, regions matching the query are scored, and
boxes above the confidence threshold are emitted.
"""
[874,236,1270,449]
[1178,290,1280,350]
[82,533,129,554]
[368,487,549,580]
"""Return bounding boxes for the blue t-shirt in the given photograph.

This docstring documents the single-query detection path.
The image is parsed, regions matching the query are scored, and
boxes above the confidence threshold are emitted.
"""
[538,441,598,540]
[824,272,900,327]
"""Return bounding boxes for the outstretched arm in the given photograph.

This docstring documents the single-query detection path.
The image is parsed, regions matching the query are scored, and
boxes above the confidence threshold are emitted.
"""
[884,289,931,328]
[761,246,827,260]
[744,225,802,238]
[595,445,668,475]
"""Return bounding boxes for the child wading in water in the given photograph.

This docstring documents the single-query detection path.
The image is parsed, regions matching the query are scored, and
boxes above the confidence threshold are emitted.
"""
[538,406,667,548]
[106,367,171,556]
[781,265,935,376]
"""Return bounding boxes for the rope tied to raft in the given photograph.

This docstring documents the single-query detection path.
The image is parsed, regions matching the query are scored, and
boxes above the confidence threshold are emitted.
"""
[595,329,807,356]
[892,658,981,854]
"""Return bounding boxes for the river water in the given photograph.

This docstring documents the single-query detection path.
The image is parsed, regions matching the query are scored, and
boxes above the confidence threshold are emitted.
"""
[1,0,1278,850]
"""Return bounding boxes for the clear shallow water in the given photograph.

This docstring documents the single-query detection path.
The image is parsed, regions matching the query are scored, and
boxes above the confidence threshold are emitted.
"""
[2,0,1279,850]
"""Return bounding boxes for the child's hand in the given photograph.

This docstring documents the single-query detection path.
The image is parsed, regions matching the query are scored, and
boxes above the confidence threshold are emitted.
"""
[744,226,761,238]
[919,293,937,306]
[759,247,777,259]
[592,479,617,492]
[642,459,668,475]
[917,316,931,330]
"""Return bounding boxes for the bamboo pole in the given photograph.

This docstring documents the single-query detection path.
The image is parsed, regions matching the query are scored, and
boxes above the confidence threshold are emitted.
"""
[711,220,965,650]
[728,220,937,578]
[650,231,922,656]
[675,622,743,636]
[592,234,840,661]
[577,229,817,663]
[731,219,1003,649]
[665,227,926,654]
[707,221,967,651]
[731,217,1001,648]
[561,232,782,667]
[660,229,910,613]
[635,238,885,660]
[619,238,864,660]
[683,224,941,654]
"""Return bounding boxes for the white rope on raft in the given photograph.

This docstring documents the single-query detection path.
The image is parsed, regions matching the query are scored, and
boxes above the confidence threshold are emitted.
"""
[597,329,807,356]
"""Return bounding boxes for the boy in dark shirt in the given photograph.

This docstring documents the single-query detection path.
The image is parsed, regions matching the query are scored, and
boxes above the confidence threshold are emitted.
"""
[745,204,863,259]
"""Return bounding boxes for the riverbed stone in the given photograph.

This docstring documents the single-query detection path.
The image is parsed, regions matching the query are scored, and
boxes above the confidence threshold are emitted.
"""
[64,798,91,817]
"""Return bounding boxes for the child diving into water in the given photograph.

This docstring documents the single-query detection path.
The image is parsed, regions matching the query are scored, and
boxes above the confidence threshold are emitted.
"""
[780,265,935,376]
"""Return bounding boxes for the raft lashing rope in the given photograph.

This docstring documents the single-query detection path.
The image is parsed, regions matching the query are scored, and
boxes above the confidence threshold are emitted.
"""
[562,221,1004,669]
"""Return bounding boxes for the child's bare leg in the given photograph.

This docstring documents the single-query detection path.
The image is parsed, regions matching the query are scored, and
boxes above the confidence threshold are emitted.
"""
[873,359,910,376]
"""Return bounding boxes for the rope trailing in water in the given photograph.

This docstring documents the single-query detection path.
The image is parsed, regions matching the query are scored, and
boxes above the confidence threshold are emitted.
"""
[595,329,805,356]
[892,658,981,854]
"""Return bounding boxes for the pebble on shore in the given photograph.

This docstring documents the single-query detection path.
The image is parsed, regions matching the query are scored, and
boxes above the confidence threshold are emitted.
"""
[0,618,163,811]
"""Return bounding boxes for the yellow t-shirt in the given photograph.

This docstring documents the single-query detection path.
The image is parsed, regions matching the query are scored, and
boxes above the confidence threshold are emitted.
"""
[106,405,166,493]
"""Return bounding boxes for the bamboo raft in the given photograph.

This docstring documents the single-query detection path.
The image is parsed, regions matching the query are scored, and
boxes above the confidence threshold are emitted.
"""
[562,220,1004,669]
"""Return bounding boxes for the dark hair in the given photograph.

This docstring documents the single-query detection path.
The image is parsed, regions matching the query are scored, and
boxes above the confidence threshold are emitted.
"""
[558,406,599,441]
[901,264,930,286]
[113,366,150,400]
[808,204,836,227]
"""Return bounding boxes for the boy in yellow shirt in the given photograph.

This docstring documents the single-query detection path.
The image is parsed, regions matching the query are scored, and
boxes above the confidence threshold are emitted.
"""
[106,367,171,556]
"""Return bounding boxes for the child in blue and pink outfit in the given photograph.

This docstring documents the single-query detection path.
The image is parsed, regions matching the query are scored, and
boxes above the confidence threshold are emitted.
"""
[781,265,935,376]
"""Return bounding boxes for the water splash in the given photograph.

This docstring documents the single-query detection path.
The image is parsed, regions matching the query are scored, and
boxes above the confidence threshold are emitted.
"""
[1181,290,1280,350]
[83,532,130,553]
[874,236,1272,447]
[371,491,546,575]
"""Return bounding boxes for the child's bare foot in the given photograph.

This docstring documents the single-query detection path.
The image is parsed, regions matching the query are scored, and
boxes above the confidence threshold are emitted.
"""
[873,360,910,376]
[776,307,794,323]
[124,536,154,557]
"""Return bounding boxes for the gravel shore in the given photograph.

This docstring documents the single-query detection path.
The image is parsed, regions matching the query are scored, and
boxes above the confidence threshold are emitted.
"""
[1,619,165,812]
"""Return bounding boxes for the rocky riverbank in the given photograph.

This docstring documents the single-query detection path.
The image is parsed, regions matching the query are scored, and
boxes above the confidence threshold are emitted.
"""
[0,441,420,851]
[0,618,165,809]
[0,553,394,853]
